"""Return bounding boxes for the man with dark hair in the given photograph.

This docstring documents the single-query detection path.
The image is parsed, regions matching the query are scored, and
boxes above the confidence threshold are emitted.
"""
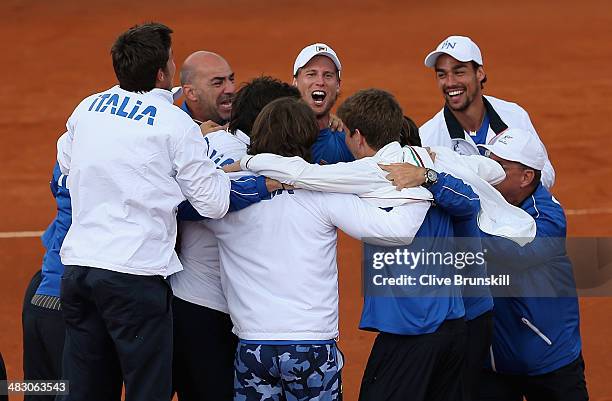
[249,97,320,159]
[476,128,587,401]
[338,88,405,154]
[205,96,431,401]
[292,43,354,164]
[249,96,318,160]
[399,116,421,147]
[111,22,174,92]
[179,51,235,132]
[170,76,299,401]
[230,76,301,135]
[57,22,231,401]
[337,90,475,401]
[417,36,560,400]
[387,113,493,401]
[420,35,555,189]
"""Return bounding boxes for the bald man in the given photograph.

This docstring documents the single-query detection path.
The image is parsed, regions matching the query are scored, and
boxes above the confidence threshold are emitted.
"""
[180,51,235,131]
[171,51,238,401]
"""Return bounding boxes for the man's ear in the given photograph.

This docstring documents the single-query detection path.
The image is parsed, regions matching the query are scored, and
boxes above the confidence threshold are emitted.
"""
[182,85,197,101]
[156,68,165,84]
[354,128,366,146]
[520,169,535,188]
[292,76,298,87]
[476,66,486,88]
[476,66,485,81]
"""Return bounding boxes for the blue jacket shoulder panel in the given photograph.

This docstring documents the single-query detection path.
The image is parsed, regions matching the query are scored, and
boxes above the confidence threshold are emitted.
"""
[521,184,567,237]
[310,128,355,165]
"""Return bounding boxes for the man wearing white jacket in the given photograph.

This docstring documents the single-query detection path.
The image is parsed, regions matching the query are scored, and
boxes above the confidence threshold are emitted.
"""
[419,35,555,190]
[56,23,230,401]
[206,97,432,401]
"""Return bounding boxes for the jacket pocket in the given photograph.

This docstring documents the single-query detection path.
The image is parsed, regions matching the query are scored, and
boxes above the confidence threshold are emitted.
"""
[521,317,552,345]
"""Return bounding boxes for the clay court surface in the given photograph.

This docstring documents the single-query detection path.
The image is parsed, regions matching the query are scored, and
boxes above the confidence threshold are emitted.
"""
[1,0,612,399]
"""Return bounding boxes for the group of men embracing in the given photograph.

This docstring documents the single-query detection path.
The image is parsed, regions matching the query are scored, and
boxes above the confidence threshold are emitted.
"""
[21,21,588,401]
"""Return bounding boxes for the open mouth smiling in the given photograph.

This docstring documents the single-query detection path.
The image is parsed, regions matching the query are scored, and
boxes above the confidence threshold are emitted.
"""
[312,90,326,106]
[218,94,233,111]
[446,89,465,98]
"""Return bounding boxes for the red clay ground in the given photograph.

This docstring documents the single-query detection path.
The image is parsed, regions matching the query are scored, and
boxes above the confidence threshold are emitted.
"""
[1,0,612,400]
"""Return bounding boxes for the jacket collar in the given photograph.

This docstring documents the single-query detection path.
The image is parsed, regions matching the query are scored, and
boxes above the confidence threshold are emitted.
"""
[113,85,175,104]
[373,142,402,160]
[519,183,547,218]
[373,142,434,168]
[180,100,193,117]
[148,87,175,104]
[443,96,509,140]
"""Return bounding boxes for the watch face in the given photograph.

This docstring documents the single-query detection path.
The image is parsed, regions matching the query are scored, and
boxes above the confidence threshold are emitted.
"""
[427,169,438,182]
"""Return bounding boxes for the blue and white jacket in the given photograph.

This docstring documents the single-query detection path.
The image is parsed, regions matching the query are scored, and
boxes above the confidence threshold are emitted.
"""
[483,183,581,375]
[36,162,71,298]
[359,173,479,335]
[312,137,480,334]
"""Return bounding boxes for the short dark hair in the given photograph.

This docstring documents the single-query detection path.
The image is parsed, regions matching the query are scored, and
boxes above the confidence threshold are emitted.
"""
[111,22,173,92]
[229,76,301,135]
[471,61,487,88]
[337,89,403,151]
[399,115,421,147]
[249,97,319,162]
[531,169,542,188]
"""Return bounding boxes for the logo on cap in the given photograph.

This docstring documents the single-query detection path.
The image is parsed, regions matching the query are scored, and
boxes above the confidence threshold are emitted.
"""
[316,46,328,52]
[440,41,456,50]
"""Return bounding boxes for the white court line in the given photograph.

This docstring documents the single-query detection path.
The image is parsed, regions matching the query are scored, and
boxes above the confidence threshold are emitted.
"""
[565,208,612,216]
[0,207,611,238]
[0,230,45,238]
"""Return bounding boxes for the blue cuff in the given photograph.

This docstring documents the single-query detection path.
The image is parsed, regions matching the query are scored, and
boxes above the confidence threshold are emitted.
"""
[428,172,448,195]
[255,175,270,198]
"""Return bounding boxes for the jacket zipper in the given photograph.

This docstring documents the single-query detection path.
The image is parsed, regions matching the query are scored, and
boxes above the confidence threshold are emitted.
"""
[521,318,552,345]
[489,346,497,372]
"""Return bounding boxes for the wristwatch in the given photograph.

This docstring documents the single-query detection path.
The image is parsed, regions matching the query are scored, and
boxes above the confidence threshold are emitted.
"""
[422,168,438,189]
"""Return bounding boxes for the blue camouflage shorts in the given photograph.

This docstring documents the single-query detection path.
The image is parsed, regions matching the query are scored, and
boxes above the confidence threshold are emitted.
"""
[234,341,344,401]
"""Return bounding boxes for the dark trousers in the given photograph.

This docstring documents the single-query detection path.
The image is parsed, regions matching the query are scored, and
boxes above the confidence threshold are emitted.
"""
[22,270,66,401]
[477,354,589,401]
[359,318,467,401]
[463,311,494,401]
[58,265,173,401]
[0,351,7,401]
[172,297,237,401]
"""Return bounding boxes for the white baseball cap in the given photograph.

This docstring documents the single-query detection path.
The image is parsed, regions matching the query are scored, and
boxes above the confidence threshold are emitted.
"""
[424,35,483,68]
[293,43,342,77]
[479,128,546,171]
